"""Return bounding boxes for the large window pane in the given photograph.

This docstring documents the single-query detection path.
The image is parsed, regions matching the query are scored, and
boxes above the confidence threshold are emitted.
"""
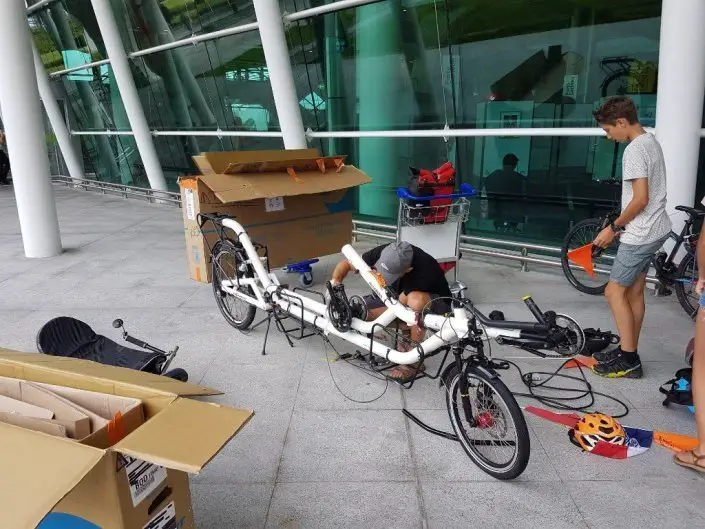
[29,2,106,74]
[131,32,278,141]
[123,0,257,52]
[285,0,661,243]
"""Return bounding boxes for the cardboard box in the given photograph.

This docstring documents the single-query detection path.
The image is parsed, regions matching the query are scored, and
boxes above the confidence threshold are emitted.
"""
[0,349,252,529]
[179,149,371,283]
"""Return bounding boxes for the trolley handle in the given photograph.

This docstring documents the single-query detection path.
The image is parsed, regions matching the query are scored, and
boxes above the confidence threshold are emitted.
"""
[396,183,477,202]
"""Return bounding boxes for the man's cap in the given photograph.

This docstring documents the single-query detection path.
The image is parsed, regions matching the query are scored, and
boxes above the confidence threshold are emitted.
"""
[374,242,413,286]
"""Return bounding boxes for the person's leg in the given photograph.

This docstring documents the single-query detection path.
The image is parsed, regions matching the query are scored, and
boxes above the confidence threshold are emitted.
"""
[605,281,637,350]
[626,272,647,347]
[389,291,432,380]
[593,242,644,378]
[674,302,705,469]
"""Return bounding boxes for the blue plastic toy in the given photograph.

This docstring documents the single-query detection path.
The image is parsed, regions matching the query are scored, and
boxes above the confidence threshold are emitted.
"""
[284,258,319,287]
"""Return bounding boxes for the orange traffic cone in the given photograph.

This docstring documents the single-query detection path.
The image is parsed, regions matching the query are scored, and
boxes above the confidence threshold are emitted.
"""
[567,243,595,278]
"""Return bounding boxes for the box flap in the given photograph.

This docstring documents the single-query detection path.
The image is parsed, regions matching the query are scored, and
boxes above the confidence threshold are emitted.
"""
[202,149,319,174]
[199,165,371,203]
[0,349,223,398]
[114,398,253,474]
[0,422,105,529]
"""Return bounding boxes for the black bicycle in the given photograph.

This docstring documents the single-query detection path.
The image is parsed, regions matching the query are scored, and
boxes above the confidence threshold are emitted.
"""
[561,206,703,317]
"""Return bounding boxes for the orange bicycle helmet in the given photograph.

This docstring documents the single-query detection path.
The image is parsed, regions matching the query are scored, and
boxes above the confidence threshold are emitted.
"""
[569,413,627,452]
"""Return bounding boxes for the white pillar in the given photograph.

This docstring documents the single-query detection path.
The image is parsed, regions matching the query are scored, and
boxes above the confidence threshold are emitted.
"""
[655,0,705,226]
[253,0,307,149]
[31,39,85,183]
[0,0,61,258]
[89,0,168,191]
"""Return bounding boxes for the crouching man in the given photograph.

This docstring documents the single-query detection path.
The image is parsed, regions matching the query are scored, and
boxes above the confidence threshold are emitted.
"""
[330,241,452,382]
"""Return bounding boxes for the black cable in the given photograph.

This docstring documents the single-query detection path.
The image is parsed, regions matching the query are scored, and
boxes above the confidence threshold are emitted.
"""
[319,334,390,404]
[502,358,630,419]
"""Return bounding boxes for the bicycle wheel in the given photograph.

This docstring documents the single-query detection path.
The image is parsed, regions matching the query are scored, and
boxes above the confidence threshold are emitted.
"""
[211,240,257,330]
[675,251,699,318]
[445,365,530,480]
[561,218,617,295]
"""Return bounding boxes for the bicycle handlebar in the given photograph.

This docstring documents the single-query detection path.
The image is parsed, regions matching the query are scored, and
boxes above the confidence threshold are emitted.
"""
[396,183,477,201]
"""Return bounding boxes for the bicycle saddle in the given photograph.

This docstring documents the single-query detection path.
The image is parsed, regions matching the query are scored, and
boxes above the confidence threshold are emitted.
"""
[36,316,164,373]
[675,205,705,218]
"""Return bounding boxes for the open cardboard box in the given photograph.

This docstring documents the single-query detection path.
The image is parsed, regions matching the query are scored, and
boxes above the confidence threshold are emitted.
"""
[179,149,371,283]
[0,349,253,529]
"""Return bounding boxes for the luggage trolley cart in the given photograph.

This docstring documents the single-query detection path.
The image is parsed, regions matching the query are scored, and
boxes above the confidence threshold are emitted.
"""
[396,183,477,283]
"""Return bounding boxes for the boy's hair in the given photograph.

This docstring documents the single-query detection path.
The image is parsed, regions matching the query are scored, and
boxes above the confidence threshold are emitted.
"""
[593,97,639,125]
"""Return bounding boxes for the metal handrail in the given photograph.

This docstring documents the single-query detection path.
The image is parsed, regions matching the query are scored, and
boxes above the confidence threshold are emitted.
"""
[51,175,181,205]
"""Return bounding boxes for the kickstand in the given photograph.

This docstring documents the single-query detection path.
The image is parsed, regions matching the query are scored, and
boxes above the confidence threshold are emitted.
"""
[261,315,271,356]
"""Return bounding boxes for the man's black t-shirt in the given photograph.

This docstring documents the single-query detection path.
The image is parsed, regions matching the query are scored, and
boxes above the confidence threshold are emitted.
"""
[362,244,451,298]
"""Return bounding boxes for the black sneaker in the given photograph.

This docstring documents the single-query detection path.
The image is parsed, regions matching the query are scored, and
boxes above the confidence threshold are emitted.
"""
[593,346,620,364]
[592,353,643,379]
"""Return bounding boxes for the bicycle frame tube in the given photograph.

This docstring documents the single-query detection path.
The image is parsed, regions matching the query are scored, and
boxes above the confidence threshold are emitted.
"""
[216,218,527,362]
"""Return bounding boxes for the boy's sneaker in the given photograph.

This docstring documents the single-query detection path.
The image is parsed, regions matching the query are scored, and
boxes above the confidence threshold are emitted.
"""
[593,345,620,364]
[592,353,643,379]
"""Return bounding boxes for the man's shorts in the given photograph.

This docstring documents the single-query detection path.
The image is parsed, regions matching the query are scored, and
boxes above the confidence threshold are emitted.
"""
[609,234,669,287]
[363,293,452,316]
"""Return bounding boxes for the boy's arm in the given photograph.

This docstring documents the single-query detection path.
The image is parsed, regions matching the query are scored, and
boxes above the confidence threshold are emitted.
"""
[331,260,354,285]
[614,178,649,228]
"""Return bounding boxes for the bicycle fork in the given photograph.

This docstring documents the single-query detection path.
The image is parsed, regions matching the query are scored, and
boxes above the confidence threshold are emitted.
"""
[453,347,476,425]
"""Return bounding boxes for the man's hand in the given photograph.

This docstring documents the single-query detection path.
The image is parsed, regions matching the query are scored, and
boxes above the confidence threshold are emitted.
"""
[593,226,618,249]
[696,278,705,296]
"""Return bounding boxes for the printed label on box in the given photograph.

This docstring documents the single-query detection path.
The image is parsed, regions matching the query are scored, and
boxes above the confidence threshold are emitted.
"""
[143,502,176,529]
[185,188,196,220]
[265,196,285,212]
[125,456,168,507]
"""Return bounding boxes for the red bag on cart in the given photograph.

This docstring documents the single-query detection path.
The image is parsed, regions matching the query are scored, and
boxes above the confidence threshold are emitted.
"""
[407,162,456,224]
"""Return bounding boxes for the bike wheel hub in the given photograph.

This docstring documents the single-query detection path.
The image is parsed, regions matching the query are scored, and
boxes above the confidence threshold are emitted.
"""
[477,411,495,429]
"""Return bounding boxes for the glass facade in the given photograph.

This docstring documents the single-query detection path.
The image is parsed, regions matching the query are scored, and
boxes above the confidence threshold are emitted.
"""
[27,0,673,246]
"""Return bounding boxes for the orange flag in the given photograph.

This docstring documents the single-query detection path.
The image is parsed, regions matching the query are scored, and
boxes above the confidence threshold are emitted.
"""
[654,431,699,452]
[567,243,595,278]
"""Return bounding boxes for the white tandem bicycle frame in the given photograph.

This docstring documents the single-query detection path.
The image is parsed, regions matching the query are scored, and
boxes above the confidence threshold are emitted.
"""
[220,217,488,364]
[204,215,587,479]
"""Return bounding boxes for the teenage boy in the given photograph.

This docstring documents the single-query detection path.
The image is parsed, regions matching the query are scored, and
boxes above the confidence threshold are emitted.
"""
[591,96,671,378]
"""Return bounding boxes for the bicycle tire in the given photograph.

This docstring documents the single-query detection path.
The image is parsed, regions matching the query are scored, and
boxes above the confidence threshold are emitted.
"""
[211,240,257,331]
[561,218,614,295]
[674,251,699,318]
[445,365,530,480]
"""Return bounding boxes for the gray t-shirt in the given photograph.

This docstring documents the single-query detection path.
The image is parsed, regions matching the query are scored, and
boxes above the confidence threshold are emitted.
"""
[620,132,671,245]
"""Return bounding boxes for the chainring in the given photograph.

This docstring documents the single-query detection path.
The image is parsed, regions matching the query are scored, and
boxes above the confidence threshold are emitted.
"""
[551,313,585,356]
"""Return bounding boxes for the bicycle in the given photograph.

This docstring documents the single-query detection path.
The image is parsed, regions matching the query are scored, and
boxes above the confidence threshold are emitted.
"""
[561,206,703,317]
[197,212,591,480]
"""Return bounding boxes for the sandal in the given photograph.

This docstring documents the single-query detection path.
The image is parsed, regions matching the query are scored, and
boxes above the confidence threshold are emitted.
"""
[673,450,705,473]
[389,363,425,383]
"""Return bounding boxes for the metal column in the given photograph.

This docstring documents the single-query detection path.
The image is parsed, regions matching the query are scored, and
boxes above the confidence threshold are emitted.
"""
[89,0,168,191]
[0,0,62,257]
[655,0,705,225]
[253,0,307,149]
[31,40,85,183]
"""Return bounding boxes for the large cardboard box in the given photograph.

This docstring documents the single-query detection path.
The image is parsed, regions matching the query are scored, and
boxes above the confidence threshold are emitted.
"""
[179,149,371,283]
[0,349,252,529]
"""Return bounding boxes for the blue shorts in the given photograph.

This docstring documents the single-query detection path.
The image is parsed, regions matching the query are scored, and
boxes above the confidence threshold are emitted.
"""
[699,292,705,309]
[609,234,669,287]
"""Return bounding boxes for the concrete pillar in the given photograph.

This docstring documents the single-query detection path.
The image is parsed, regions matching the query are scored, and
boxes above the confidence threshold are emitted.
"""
[31,39,85,183]
[0,0,62,257]
[90,0,168,191]
[253,0,307,149]
[655,0,705,224]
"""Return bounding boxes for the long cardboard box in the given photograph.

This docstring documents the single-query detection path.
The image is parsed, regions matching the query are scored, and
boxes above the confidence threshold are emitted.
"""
[180,149,371,283]
[0,349,252,529]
